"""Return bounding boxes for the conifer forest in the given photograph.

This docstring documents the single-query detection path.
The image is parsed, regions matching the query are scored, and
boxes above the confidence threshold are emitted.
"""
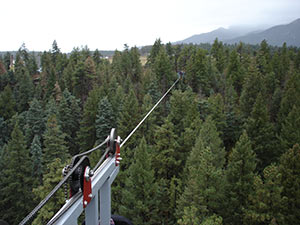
[0,39,300,225]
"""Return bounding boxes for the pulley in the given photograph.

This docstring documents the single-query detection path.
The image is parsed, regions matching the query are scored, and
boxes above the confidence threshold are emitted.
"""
[69,156,90,197]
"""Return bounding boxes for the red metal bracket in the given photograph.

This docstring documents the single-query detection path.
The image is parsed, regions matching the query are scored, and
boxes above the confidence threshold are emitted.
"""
[115,137,122,166]
[83,166,92,208]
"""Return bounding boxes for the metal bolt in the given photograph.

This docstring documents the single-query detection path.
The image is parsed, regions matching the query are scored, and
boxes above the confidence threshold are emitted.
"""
[89,169,94,177]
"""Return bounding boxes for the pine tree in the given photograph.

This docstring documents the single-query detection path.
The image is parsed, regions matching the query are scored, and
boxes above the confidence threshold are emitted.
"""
[177,136,225,223]
[186,48,210,95]
[129,46,142,84]
[32,158,65,225]
[197,116,226,169]
[245,93,278,171]
[0,85,16,120]
[147,38,163,66]
[0,117,8,149]
[24,98,45,146]
[45,97,59,120]
[30,135,43,186]
[225,131,257,225]
[279,144,300,224]
[244,164,285,225]
[119,138,160,225]
[89,97,115,166]
[72,60,89,103]
[58,89,81,155]
[278,71,300,128]
[207,94,227,141]
[0,121,35,224]
[43,114,70,168]
[240,60,264,119]
[211,38,225,73]
[280,105,300,152]
[152,118,181,180]
[168,88,199,138]
[227,49,244,94]
[223,82,242,151]
[140,94,158,144]
[117,89,140,165]
[153,47,175,94]
[77,87,102,152]
[95,97,115,143]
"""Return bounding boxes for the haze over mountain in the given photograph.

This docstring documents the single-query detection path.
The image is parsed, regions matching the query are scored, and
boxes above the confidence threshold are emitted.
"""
[175,18,300,47]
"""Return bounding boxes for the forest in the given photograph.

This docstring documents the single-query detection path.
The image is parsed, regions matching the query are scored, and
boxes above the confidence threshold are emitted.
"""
[0,39,299,225]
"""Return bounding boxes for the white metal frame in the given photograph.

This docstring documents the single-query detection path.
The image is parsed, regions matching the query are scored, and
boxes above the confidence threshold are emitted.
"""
[47,156,119,225]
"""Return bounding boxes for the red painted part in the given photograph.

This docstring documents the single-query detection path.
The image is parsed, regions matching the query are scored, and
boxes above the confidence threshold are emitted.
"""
[115,143,120,166]
[83,167,92,208]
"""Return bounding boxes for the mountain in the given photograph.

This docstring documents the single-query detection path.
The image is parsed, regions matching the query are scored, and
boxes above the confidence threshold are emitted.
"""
[226,18,300,46]
[174,27,247,45]
[175,18,300,47]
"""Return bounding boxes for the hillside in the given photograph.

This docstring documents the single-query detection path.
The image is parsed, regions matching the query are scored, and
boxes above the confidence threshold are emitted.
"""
[175,18,300,47]
[174,27,246,44]
[226,18,300,46]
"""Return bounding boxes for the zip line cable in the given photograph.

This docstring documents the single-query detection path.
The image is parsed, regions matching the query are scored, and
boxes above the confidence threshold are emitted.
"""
[120,77,180,148]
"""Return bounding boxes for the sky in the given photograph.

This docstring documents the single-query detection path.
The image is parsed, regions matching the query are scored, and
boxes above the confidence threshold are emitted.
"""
[1,0,299,52]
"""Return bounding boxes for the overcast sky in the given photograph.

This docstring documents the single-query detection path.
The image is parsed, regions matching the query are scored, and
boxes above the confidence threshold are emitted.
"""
[1,0,299,52]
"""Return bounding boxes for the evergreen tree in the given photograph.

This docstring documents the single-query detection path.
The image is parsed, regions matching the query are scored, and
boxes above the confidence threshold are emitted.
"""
[207,94,226,141]
[211,38,225,73]
[245,93,278,171]
[244,164,285,225]
[147,38,163,66]
[153,47,175,94]
[225,131,257,225]
[119,138,160,225]
[117,89,140,164]
[95,97,115,143]
[279,144,300,224]
[0,85,16,120]
[278,71,300,127]
[139,94,158,144]
[58,89,81,155]
[280,105,300,152]
[43,114,70,168]
[152,118,181,180]
[168,88,199,138]
[186,48,210,95]
[240,60,264,119]
[0,121,34,224]
[227,49,244,94]
[44,65,57,100]
[30,135,43,186]
[93,49,102,66]
[32,158,65,225]
[72,60,89,103]
[197,116,226,169]
[24,98,45,146]
[0,117,8,149]
[129,46,142,84]
[223,82,242,150]
[45,97,59,120]
[89,97,115,166]
[177,136,225,223]
[77,87,102,152]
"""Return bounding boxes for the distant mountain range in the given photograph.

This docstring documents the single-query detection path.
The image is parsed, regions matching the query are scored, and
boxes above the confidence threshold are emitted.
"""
[175,18,300,47]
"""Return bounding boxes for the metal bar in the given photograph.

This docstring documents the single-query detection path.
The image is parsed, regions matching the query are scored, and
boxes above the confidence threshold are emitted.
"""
[100,179,111,225]
[49,157,117,225]
[85,192,99,225]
